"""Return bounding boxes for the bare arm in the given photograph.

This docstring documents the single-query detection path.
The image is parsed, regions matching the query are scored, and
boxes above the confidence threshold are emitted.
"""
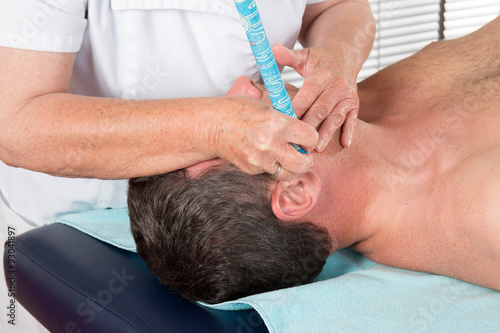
[441,16,500,87]
[300,0,375,76]
[0,47,317,179]
[361,16,500,90]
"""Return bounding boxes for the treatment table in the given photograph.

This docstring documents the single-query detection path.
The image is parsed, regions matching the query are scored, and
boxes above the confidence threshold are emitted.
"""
[4,209,500,333]
[3,223,268,333]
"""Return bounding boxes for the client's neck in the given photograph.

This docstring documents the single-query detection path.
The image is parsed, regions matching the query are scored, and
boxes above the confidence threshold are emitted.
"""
[310,120,388,251]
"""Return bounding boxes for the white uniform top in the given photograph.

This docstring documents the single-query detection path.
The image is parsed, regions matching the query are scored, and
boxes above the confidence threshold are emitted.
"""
[0,0,323,226]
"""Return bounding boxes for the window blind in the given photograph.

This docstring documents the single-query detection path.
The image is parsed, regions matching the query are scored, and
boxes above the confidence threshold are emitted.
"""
[359,0,441,80]
[444,0,500,40]
[282,0,499,86]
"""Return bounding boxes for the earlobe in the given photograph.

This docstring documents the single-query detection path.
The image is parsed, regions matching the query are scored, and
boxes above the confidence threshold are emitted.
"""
[271,171,321,221]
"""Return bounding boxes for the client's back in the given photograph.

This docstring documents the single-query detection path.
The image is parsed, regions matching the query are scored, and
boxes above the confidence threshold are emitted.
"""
[355,17,500,291]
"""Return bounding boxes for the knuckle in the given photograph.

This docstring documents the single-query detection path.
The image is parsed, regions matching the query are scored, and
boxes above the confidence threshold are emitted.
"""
[343,94,359,108]
[318,69,334,83]
[294,95,310,110]
[310,104,330,121]
[247,154,260,168]
[254,119,281,151]
[310,136,320,149]
[254,137,272,151]
[308,124,320,139]
[243,156,267,176]
[302,136,319,152]
[330,113,344,128]
[297,118,317,134]
[308,80,324,94]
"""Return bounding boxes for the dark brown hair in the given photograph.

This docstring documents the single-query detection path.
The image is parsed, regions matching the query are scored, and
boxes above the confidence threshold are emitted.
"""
[128,165,331,304]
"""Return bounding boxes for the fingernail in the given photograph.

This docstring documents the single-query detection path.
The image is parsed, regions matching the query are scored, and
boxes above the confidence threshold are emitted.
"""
[316,140,325,152]
[346,134,353,147]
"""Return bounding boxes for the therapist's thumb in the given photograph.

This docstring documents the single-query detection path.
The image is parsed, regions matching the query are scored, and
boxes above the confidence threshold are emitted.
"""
[273,43,308,76]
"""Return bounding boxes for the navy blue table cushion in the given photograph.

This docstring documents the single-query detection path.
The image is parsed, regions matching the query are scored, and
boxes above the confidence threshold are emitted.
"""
[3,223,269,333]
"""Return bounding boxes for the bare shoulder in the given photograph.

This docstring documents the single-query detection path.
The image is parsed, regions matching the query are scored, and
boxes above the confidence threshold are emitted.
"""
[358,17,500,122]
[368,147,500,291]
[400,16,500,83]
[360,16,500,90]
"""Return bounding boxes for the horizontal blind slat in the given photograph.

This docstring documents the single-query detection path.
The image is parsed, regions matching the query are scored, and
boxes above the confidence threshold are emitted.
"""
[359,0,441,81]
[444,0,500,39]
[445,0,500,11]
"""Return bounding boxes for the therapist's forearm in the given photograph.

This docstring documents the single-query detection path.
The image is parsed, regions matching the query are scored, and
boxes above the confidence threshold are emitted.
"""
[301,0,375,76]
[0,93,240,179]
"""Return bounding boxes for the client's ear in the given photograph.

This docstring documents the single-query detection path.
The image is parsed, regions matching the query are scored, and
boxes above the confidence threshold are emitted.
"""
[271,171,321,221]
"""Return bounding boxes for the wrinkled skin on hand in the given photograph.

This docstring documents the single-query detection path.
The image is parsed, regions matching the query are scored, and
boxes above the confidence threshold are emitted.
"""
[210,77,318,180]
[273,43,360,151]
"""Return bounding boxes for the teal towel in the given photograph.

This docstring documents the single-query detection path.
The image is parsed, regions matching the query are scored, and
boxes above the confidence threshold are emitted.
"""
[206,252,500,332]
[54,209,500,332]
[55,208,136,252]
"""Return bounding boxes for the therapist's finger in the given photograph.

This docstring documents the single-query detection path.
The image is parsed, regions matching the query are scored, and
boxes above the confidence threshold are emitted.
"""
[316,98,358,151]
[273,43,308,77]
[340,108,358,148]
[284,117,319,154]
[273,143,315,181]
[300,86,340,130]
[270,119,317,175]
[292,77,327,119]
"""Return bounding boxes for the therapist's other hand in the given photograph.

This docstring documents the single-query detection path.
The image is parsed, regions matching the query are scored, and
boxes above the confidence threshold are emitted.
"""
[273,42,359,151]
[213,77,317,180]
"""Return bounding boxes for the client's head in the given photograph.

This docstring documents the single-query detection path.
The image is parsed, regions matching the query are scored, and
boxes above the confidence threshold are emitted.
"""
[128,163,332,304]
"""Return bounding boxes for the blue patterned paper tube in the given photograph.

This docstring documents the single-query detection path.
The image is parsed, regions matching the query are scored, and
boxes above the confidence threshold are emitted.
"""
[234,0,307,153]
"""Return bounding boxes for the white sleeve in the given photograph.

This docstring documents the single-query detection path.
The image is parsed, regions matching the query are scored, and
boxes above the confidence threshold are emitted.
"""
[306,0,325,4]
[0,0,88,52]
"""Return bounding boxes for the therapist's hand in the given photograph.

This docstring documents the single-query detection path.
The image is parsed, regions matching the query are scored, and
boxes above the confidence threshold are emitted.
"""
[213,76,317,180]
[273,43,359,152]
